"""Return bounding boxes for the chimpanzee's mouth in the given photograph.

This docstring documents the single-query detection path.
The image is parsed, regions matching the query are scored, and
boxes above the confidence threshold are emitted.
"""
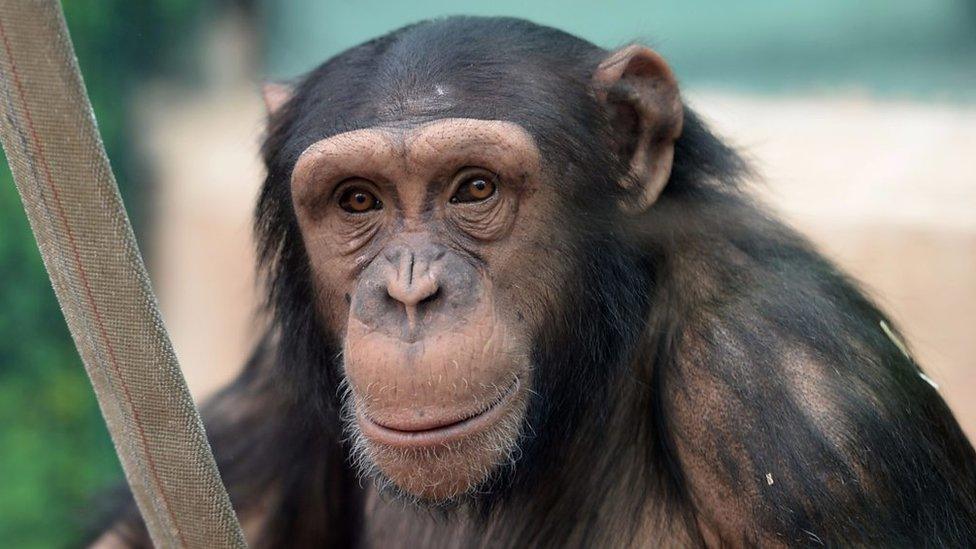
[357,378,520,448]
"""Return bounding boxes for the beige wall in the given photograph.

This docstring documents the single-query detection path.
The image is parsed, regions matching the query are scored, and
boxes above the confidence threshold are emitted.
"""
[692,92,976,436]
[143,85,265,399]
[143,87,976,439]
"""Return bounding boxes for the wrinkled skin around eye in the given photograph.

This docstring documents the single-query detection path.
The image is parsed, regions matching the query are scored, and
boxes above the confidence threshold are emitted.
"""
[447,190,518,241]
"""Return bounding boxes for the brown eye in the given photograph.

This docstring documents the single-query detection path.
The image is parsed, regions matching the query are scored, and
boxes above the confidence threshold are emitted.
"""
[338,187,381,213]
[450,170,497,204]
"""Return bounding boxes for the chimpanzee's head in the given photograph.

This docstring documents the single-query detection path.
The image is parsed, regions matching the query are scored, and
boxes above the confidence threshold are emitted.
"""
[257,17,681,503]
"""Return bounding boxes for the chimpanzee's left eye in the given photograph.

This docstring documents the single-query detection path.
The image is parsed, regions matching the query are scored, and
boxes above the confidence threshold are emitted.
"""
[338,186,382,213]
[450,168,497,204]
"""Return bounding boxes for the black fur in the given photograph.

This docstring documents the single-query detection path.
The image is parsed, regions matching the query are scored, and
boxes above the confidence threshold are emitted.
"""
[99,16,976,547]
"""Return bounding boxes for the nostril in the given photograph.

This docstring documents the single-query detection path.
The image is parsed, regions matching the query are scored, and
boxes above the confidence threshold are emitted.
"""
[383,286,400,308]
[418,285,440,307]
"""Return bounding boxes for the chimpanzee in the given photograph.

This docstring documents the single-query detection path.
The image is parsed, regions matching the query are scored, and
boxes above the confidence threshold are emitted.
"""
[101,15,976,548]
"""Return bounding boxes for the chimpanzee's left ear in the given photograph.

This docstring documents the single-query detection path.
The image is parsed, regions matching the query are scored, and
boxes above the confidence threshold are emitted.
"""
[261,81,293,115]
[593,45,683,212]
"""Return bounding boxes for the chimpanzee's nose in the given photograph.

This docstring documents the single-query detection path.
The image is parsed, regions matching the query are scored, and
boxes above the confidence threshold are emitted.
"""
[384,244,445,328]
[351,240,479,341]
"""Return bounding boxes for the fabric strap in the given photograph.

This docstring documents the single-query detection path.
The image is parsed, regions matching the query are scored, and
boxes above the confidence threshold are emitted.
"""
[0,1,247,546]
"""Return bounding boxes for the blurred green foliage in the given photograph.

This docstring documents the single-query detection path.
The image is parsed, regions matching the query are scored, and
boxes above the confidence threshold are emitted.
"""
[0,2,205,547]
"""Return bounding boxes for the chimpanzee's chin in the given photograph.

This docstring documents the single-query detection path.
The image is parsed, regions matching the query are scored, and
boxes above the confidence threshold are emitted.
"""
[343,373,531,503]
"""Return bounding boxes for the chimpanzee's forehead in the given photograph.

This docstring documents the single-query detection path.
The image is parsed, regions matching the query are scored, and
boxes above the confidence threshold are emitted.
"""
[301,52,583,132]
[281,17,605,164]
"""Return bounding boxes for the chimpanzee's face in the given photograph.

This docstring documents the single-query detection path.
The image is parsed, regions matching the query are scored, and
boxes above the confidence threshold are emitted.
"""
[273,25,681,502]
[291,118,568,501]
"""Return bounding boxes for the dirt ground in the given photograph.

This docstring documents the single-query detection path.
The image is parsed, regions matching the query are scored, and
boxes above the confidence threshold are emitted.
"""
[144,87,976,440]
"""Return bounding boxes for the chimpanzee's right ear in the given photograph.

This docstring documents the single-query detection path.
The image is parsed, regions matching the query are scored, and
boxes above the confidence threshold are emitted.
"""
[261,81,293,115]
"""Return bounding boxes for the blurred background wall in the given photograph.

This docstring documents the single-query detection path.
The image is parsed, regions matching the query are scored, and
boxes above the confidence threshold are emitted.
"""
[0,1,973,546]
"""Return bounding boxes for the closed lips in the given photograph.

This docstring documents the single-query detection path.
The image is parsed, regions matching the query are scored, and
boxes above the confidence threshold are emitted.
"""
[357,378,520,448]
